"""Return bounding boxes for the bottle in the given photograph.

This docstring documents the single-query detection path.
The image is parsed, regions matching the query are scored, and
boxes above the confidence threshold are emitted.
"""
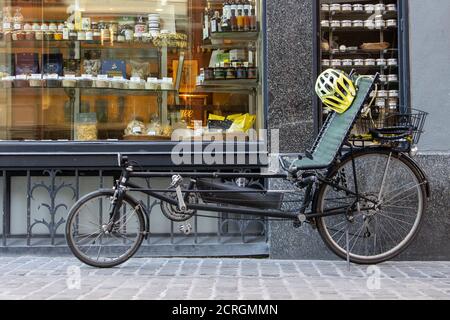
[223,0,231,21]
[230,9,237,32]
[236,9,244,31]
[203,6,210,39]
[221,11,231,32]
[243,8,250,31]
[244,0,252,13]
[211,11,221,33]
[230,0,237,17]
[250,8,257,31]
[62,22,69,40]
[237,0,244,14]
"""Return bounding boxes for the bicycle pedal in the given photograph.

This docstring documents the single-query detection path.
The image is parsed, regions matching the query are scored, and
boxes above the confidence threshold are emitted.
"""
[179,223,192,235]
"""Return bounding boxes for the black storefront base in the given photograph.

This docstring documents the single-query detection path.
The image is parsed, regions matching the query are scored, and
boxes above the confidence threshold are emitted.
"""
[0,141,268,169]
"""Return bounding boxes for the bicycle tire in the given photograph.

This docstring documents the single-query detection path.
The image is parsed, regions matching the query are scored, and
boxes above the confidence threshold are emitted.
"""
[65,189,145,268]
[314,148,427,265]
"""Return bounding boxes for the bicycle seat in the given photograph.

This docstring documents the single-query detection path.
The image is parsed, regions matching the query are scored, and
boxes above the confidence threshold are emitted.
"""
[290,77,376,171]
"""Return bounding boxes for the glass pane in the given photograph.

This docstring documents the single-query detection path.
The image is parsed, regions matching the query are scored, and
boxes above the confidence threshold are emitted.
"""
[0,0,264,142]
[319,0,400,122]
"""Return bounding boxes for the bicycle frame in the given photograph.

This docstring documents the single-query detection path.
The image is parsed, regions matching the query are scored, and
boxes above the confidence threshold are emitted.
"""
[108,154,379,225]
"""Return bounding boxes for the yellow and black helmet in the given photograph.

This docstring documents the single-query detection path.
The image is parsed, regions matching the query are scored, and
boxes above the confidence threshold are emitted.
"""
[315,69,357,114]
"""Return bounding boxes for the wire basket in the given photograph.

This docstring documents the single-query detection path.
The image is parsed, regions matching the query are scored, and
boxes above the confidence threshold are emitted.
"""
[352,108,428,145]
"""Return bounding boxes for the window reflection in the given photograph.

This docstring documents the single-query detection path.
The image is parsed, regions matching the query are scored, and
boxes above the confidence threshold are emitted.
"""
[0,0,263,142]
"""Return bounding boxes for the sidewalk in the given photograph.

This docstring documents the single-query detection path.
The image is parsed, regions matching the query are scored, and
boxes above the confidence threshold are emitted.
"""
[0,256,449,300]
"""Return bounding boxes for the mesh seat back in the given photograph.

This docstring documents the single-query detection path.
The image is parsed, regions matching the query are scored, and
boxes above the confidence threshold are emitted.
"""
[291,77,374,170]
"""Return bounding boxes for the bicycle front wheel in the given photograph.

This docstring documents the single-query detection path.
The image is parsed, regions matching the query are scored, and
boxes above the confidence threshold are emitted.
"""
[315,149,427,264]
[66,190,145,268]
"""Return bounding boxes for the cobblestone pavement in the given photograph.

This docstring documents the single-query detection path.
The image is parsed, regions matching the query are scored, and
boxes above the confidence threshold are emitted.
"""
[0,256,449,300]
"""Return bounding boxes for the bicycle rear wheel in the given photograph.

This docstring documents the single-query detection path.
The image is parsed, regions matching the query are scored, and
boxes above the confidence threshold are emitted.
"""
[66,190,145,268]
[314,149,427,264]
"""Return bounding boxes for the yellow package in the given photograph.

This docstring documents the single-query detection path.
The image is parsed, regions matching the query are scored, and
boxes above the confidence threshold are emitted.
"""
[208,114,225,121]
[228,114,256,133]
[226,114,243,121]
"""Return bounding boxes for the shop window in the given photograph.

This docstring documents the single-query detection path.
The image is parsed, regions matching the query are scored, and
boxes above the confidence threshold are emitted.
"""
[0,0,264,142]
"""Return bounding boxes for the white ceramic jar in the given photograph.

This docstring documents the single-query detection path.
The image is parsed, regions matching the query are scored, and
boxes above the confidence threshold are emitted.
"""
[364,59,376,66]
[376,59,387,66]
[352,4,364,12]
[330,4,341,12]
[364,20,375,29]
[379,75,387,82]
[353,59,364,66]
[341,20,352,27]
[377,90,388,98]
[364,4,374,13]
[342,59,353,66]
[375,20,385,29]
[321,20,330,28]
[386,19,397,27]
[388,74,398,82]
[331,20,341,28]
[331,59,342,67]
[375,4,386,13]
[389,90,399,98]
[341,4,352,12]
[386,4,397,12]
[352,20,363,27]
[387,58,398,66]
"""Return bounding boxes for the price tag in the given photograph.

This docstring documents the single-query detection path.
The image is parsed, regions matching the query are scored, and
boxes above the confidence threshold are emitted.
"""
[14,23,22,30]
[112,76,125,81]
[3,22,11,30]
[132,127,142,134]
[15,75,27,80]
[44,74,59,79]
[130,77,141,82]
[30,74,42,79]
[97,74,109,80]
[81,74,93,79]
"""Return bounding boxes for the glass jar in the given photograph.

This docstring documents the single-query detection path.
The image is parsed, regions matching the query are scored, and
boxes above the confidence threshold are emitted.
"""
[225,67,236,79]
[247,67,258,79]
[75,113,98,141]
[35,31,43,40]
[204,68,215,80]
[49,22,57,32]
[54,31,63,40]
[213,68,226,80]
[77,30,86,41]
[32,22,40,31]
[236,66,248,79]
[25,31,34,40]
[85,30,93,41]
[44,31,53,41]
[69,30,77,40]
[23,22,32,31]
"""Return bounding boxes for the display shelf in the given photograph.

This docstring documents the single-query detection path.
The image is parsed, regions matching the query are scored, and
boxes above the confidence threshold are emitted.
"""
[201,43,256,50]
[0,38,184,50]
[322,49,398,56]
[321,65,398,70]
[322,10,398,19]
[322,26,397,32]
[1,86,178,97]
[208,31,259,41]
